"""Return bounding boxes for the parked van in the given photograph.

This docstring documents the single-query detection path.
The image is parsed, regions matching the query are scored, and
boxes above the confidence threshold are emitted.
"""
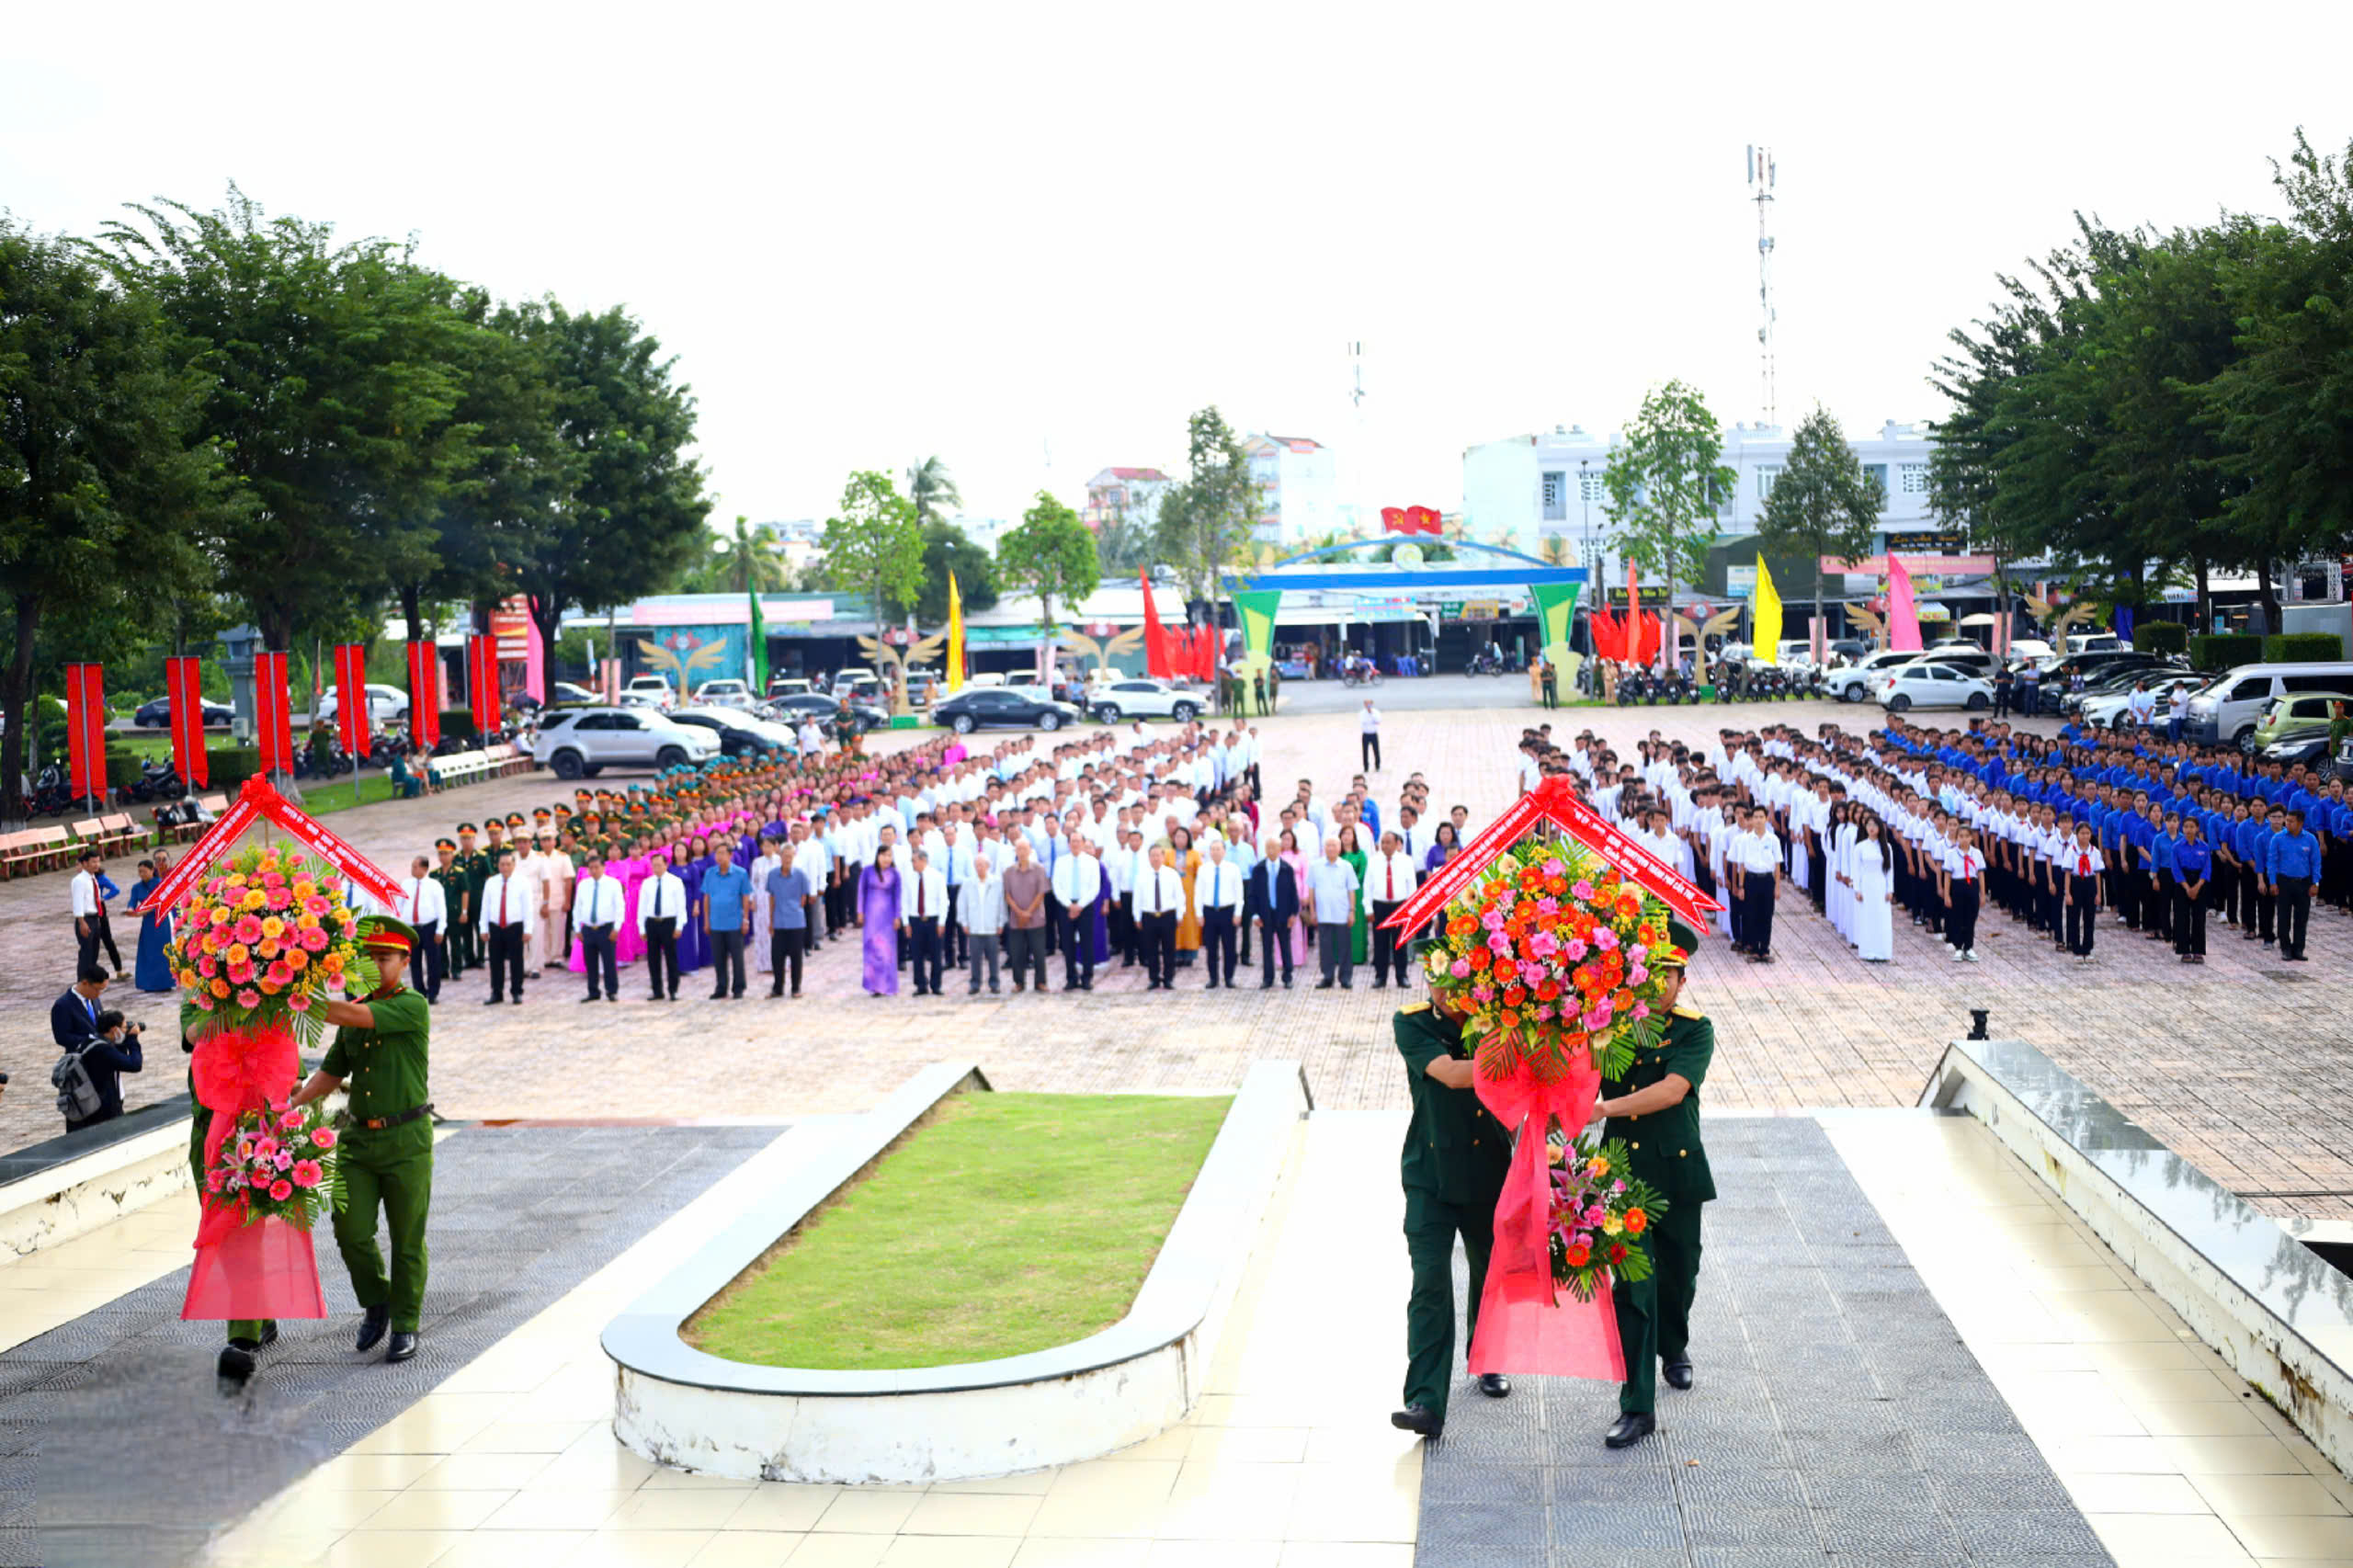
[2183,662,2353,748]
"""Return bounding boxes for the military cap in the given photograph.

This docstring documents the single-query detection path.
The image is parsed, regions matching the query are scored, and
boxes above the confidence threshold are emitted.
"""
[1654,917,1701,970]
[357,915,419,954]
[456,822,477,835]
[433,836,457,851]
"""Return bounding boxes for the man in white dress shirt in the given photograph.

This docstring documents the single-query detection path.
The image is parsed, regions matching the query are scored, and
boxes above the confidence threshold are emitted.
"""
[1729,806,1784,962]
[1364,829,1419,990]
[1133,845,1183,991]
[70,849,121,977]
[1051,836,1104,991]
[574,850,625,1003]
[637,855,688,1001]
[905,848,950,996]
[477,849,534,1006]
[399,857,449,1003]
[1194,838,1244,989]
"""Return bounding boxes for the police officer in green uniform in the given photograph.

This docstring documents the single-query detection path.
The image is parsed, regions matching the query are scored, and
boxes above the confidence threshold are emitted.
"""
[1595,917,1713,1449]
[453,824,489,977]
[429,837,467,976]
[289,915,436,1363]
[1390,994,1513,1438]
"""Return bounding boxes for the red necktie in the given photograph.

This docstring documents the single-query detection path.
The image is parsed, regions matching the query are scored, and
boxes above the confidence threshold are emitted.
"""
[501,881,510,923]
[917,879,926,917]
[410,884,420,920]
[1386,862,1394,899]
[2077,854,2091,876]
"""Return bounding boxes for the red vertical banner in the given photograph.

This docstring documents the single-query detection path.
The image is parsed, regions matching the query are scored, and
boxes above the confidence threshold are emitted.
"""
[254,652,294,777]
[334,643,369,756]
[166,656,210,787]
[468,634,498,733]
[406,640,441,750]
[65,663,108,804]
[1141,569,1170,679]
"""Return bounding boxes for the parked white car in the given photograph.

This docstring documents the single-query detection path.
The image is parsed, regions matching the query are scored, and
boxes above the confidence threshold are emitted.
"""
[1829,651,1924,703]
[2079,674,2204,731]
[623,675,676,710]
[314,683,411,725]
[1878,662,1995,713]
[530,705,718,778]
[1086,677,1205,724]
[691,679,758,710]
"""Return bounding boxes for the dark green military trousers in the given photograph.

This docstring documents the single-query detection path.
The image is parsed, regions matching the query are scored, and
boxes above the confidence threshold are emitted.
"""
[332,1118,435,1332]
[1403,1187,1495,1424]
[1611,1202,1704,1414]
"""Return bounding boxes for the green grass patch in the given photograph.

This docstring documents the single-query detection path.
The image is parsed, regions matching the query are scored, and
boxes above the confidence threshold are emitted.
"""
[685,1091,1233,1370]
[297,775,399,815]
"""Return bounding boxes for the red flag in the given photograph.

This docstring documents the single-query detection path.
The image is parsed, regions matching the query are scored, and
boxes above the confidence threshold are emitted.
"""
[1589,607,1622,661]
[468,634,499,733]
[254,651,293,777]
[1198,623,1218,682]
[1380,505,1443,535]
[1140,570,1171,680]
[65,663,107,804]
[1626,560,1643,658]
[406,640,440,750]
[334,643,369,757]
[166,656,210,788]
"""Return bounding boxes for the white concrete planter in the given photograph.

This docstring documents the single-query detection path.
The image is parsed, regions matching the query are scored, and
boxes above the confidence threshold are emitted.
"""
[603,1059,1308,1483]
[1924,1039,2353,1480]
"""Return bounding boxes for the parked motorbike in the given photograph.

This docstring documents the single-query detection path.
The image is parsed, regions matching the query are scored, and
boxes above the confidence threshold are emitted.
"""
[1465,651,1503,676]
[117,758,187,804]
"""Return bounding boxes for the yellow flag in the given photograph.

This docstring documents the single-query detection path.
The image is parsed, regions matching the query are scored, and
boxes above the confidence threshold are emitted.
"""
[946,572,967,690]
[1752,555,1782,664]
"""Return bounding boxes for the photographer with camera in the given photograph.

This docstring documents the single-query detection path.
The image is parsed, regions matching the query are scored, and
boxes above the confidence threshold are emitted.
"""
[50,964,144,1133]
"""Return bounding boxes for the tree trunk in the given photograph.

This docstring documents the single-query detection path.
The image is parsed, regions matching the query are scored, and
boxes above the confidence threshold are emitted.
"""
[1,593,41,825]
[400,585,425,644]
[2194,558,2211,639]
[2256,558,2280,631]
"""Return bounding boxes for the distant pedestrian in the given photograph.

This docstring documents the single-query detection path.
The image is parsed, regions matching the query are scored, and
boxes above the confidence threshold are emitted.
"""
[1360,699,1383,771]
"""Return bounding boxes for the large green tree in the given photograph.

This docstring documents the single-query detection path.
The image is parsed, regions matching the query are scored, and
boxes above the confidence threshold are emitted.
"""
[822,470,924,646]
[1155,408,1255,699]
[1755,407,1883,652]
[916,520,998,624]
[504,299,711,676]
[905,455,962,528]
[1600,381,1733,669]
[0,219,231,819]
[674,516,795,595]
[96,188,480,653]
[996,492,1099,633]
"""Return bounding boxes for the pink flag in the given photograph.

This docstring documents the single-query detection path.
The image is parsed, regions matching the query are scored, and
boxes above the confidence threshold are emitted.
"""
[1887,554,1924,653]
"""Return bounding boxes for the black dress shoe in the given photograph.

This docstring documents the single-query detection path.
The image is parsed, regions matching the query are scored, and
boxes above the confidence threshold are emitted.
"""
[355,1305,390,1353]
[1664,1358,1693,1391]
[578,994,600,1004]
[217,1342,257,1383]
[1390,1403,1442,1437]
[384,1331,419,1363]
[256,1322,278,1349]
[1605,1412,1655,1449]
[482,997,504,1006]
[1478,1373,1511,1398]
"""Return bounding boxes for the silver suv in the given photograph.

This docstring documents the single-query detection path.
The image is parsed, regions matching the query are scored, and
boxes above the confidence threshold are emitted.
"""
[531,705,719,778]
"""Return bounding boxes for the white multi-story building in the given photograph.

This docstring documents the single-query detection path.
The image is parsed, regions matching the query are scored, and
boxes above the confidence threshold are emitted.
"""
[1245,433,1343,546]
[1460,419,1947,574]
[1082,467,1174,533]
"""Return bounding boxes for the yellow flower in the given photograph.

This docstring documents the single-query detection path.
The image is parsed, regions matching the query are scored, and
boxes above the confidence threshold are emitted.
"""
[261,915,285,938]
[1602,1214,1625,1237]
[296,913,320,930]
[257,940,279,960]
[291,880,315,899]
[1586,1155,1611,1178]
[226,943,249,966]
[242,889,266,911]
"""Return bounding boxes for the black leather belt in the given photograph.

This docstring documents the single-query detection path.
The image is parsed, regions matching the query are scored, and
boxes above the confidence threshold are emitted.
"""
[352,1103,434,1131]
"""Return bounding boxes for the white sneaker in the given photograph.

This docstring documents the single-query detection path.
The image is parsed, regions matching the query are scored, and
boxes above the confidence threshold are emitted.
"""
[1963,949,1980,962]
[1950,947,1966,960]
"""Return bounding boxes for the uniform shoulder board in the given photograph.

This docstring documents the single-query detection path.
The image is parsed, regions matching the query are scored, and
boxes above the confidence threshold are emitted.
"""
[1672,1004,1706,1020]
[1400,1001,1433,1016]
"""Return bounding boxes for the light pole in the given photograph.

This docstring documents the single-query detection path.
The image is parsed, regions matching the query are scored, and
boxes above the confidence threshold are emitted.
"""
[1579,459,1594,653]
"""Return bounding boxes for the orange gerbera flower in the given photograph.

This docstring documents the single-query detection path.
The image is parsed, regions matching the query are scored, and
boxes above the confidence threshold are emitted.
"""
[1623,1208,1649,1235]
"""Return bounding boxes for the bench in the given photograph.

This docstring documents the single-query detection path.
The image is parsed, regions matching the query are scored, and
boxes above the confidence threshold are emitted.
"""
[73,819,138,858]
[435,750,491,787]
[98,812,150,853]
[0,824,74,881]
[483,741,532,778]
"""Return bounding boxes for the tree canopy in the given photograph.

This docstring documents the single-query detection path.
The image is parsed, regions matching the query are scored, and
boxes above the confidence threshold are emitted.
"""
[822,470,925,637]
[995,491,1100,630]
[1755,407,1884,639]
[1601,381,1733,665]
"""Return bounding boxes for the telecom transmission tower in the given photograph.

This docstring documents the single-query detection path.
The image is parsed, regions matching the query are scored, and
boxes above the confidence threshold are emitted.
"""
[1348,340,1365,410]
[1747,144,1778,427]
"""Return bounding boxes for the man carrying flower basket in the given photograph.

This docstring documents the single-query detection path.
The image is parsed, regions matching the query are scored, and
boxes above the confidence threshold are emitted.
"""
[1593,920,1713,1449]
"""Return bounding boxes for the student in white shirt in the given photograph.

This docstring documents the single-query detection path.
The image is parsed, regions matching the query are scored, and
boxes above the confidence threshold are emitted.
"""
[637,857,689,1001]
[477,848,535,1005]
[400,856,450,1002]
[1729,807,1783,961]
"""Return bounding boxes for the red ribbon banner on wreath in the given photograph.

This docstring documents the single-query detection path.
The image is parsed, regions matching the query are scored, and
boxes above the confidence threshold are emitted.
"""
[1377,775,1722,937]
[133,774,404,915]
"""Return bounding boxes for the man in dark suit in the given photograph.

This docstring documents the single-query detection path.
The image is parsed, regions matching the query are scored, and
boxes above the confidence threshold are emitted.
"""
[51,965,110,1052]
[1245,841,1299,991]
[54,965,143,1132]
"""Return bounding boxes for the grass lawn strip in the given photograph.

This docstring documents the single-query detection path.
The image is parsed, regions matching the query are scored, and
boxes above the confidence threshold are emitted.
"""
[684,1091,1233,1370]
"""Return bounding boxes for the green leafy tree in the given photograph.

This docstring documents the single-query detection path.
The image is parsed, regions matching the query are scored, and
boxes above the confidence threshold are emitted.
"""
[996,491,1100,631]
[1600,381,1733,668]
[905,455,962,528]
[0,218,231,819]
[1093,502,1158,575]
[502,299,711,676]
[679,516,794,595]
[1155,408,1256,699]
[96,187,480,653]
[916,520,998,624]
[823,470,925,646]
[1755,407,1883,653]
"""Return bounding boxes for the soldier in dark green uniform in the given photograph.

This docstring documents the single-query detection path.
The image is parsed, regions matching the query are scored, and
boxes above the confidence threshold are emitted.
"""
[1390,994,1514,1438]
[453,824,490,977]
[1595,917,1713,1448]
[429,838,467,977]
[289,915,436,1363]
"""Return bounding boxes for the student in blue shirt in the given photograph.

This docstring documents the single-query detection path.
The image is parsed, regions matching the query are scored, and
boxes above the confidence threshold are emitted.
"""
[2212,801,2247,929]
[2268,809,2322,961]
[2146,812,2179,946]
[2171,820,2212,963]
[2247,807,2283,946]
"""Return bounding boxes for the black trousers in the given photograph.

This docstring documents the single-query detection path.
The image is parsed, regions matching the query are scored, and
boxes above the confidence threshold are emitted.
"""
[1137,911,1176,985]
[944,884,965,965]
[908,915,943,994]
[1370,899,1408,985]
[2213,858,2240,924]
[2118,846,2143,928]
[2064,880,2098,955]
[2279,875,2313,958]
[415,920,444,1001]
[709,929,746,995]
[1110,893,1136,964]
[1362,733,1382,770]
[1807,843,1827,913]
[2175,885,2208,956]
[1316,922,1354,984]
[76,912,120,973]
[580,925,619,998]
[2254,870,2277,941]
[485,922,526,1000]
[1739,873,1776,954]
[1948,881,1981,953]
[643,916,680,997]
[1005,925,1049,988]
[1056,905,1093,988]
[2036,869,2063,937]
[767,926,805,994]
[1201,906,1237,986]
[1256,913,1294,983]
[2148,871,2175,940]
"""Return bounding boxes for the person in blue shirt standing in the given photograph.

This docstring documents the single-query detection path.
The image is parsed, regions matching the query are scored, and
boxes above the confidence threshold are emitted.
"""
[2268,809,2322,961]
[2172,819,2212,963]
[2144,808,2177,945]
[700,841,754,998]
[2237,808,2273,943]
[2249,806,2285,946]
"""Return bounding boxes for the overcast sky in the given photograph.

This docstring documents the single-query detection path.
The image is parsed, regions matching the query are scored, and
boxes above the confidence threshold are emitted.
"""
[8,2,2351,531]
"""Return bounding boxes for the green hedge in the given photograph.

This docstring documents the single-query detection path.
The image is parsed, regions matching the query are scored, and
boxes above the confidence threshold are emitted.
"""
[438,708,477,742]
[2264,631,2346,663]
[209,747,266,790]
[2189,632,2263,671]
[2135,621,2188,655]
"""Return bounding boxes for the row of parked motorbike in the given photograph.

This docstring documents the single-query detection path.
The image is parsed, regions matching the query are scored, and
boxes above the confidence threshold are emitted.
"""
[27,723,526,817]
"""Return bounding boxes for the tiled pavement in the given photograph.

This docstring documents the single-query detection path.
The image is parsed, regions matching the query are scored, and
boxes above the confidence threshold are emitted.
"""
[10,691,2353,1217]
